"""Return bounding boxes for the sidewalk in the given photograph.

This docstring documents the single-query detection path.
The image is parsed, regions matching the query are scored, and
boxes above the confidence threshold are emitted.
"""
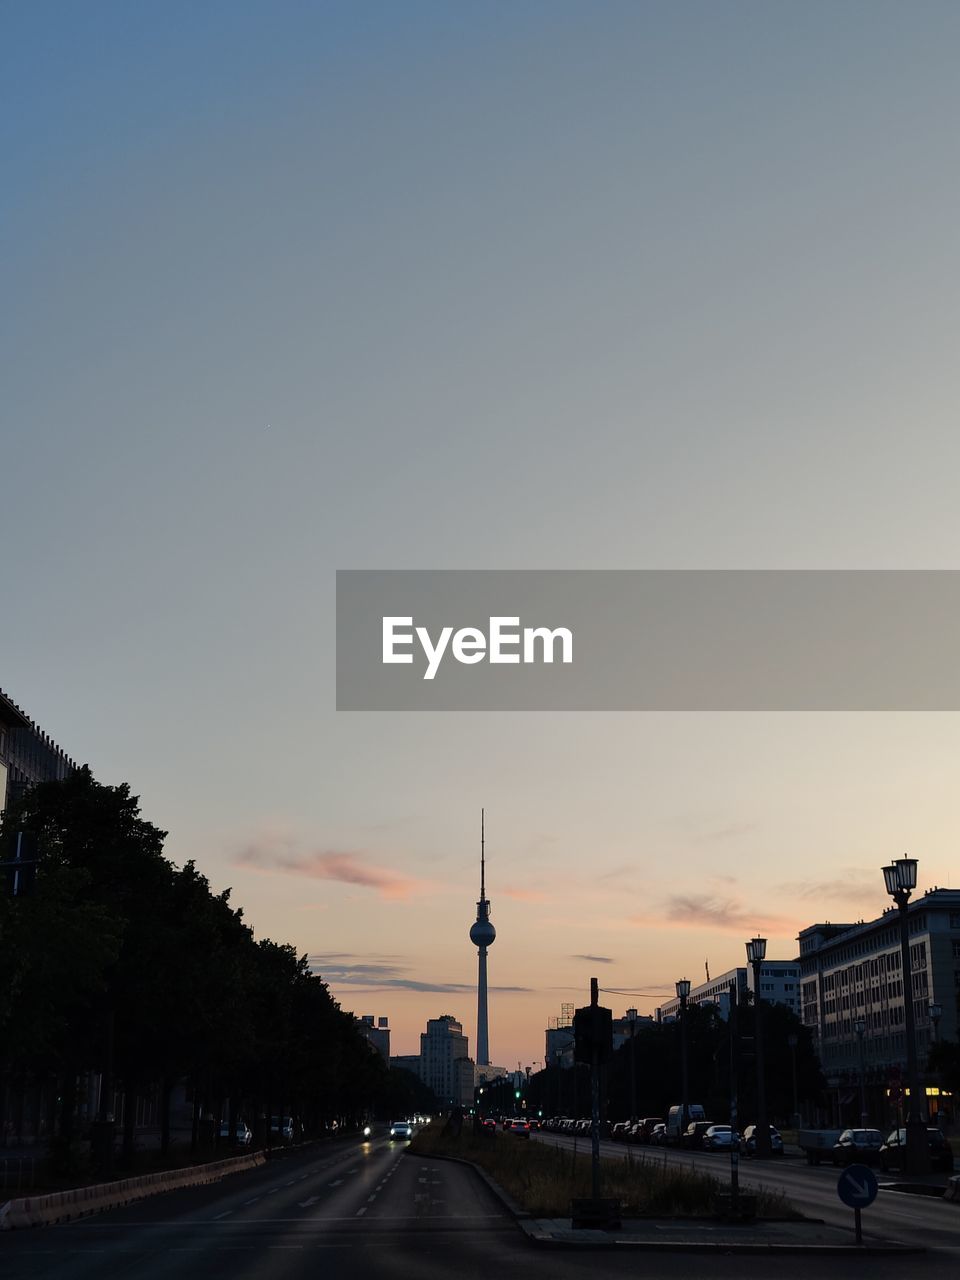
[520,1216,921,1253]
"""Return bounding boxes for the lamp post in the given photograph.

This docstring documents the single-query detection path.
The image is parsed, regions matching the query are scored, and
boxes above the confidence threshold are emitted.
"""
[676,979,691,1138]
[787,1033,799,1127]
[882,856,930,1174]
[627,1007,638,1123]
[929,1002,942,1044]
[854,1017,868,1129]
[929,1002,943,1130]
[746,937,771,1158]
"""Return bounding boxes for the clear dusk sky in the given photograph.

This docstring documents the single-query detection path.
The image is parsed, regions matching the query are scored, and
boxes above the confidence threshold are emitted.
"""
[5,1,960,1071]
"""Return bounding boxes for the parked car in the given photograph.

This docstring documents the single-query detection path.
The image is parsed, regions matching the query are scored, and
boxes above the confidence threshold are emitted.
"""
[666,1104,706,1144]
[648,1123,668,1146]
[219,1120,252,1146]
[508,1120,531,1138]
[878,1127,954,1173]
[702,1124,736,1151]
[637,1117,666,1144]
[831,1129,884,1166]
[681,1120,715,1149]
[389,1120,413,1140]
[271,1116,296,1143]
[611,1121,632,1142]
[739,1125,784,1156]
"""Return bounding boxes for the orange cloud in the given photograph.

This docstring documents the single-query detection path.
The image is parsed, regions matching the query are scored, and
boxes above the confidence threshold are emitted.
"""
[235,839,428,901]
[501,886,549,903]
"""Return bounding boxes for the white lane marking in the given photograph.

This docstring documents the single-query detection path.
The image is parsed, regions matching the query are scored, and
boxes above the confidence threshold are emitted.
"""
[243,1197,261,1206]
[328,1179,343,1187]
[367,1194,376,1202]
[213,1210,233,1220]
[355,1206,367,1216]
[298,1197,320,1208]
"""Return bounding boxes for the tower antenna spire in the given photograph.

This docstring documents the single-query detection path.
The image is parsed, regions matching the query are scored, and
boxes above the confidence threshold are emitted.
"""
[481,807,485,900]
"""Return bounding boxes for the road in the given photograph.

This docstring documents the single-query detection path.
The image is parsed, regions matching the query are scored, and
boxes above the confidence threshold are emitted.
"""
[0,1132,954,1279]
[535,1130,960,1252]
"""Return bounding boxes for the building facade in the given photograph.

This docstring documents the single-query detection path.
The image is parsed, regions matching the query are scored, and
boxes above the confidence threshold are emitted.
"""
[0,686,76,815]
[358,1015,391,1060]
[656,961,800,1022]
[799,888,960,1123]
[419,1015,475,1108]
[657,968,750,1022]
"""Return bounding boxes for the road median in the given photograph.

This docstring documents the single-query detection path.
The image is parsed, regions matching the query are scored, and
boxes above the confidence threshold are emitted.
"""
[0,1150,266,1230]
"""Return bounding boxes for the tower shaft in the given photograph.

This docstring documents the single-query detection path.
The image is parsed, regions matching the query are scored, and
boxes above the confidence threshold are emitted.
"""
[477,947,489,1066]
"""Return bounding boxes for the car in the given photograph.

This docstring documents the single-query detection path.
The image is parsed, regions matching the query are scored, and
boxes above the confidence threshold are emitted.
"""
[831,1128,883,1166]
[648,1123,668,1146]
[611,1121,632,1142]
[389,1120,413,1140]
[878,1127,954,1173]
[637,1117,666,1144]
[681,1120,715,1149]
[702,1124,736,1151]
[508,1120,531,1138]
[271,1115,296,1143]
[219,1120,252,1146]
[739,1125,784,1156]
[481,1118,497,1133]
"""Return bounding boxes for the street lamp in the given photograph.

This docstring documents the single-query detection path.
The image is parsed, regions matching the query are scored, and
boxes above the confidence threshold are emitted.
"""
[929,1002,942,1043]
[854,1017,868,1129]
[626,1007,639,1124]
[676,979,691,1137]
[787,1033,799,1127]
[746,936,771,1158]
[882,855,929,1174]
[929,1002,944,1131]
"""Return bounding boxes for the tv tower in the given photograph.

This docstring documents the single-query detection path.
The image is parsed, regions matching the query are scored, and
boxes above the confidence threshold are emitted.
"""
[469,809,496,1066]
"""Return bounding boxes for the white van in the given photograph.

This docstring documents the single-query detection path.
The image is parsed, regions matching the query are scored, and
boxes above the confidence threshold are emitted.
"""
[666,1103,705,1143]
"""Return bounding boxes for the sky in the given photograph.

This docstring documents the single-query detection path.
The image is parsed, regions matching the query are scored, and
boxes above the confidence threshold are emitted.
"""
[4,0,960,1071]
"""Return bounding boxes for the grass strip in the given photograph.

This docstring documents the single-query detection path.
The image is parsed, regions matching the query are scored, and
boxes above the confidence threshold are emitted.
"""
[409,1126,800,1219]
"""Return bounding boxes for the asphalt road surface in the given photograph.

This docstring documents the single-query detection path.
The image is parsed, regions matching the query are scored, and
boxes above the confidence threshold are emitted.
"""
[0,1133,955,1279]
[535,1130,960,1253]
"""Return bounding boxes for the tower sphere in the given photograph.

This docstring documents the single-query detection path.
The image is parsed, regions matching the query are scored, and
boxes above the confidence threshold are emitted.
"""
[470,919,496,947]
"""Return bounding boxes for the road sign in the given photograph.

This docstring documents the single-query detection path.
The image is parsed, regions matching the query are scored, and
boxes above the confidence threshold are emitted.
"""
[837,1164,878,1208]
[837,1163,877,1246]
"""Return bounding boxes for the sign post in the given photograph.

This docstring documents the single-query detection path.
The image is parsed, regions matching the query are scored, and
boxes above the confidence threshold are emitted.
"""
[836,1163,878,1245]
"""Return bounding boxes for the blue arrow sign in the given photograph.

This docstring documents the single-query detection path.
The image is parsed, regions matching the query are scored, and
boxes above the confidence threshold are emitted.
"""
[837,1163,878,1209]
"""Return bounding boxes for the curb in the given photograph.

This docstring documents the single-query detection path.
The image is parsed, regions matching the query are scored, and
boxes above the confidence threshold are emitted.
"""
[0,1151,267,1230]
[521,1227,922,1254]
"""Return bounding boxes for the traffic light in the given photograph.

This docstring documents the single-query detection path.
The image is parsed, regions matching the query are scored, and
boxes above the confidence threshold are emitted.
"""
[514,1089,521,1099]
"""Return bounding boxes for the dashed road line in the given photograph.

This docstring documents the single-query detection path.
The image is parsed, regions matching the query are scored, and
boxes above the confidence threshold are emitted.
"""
[213,1210,233,1220]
